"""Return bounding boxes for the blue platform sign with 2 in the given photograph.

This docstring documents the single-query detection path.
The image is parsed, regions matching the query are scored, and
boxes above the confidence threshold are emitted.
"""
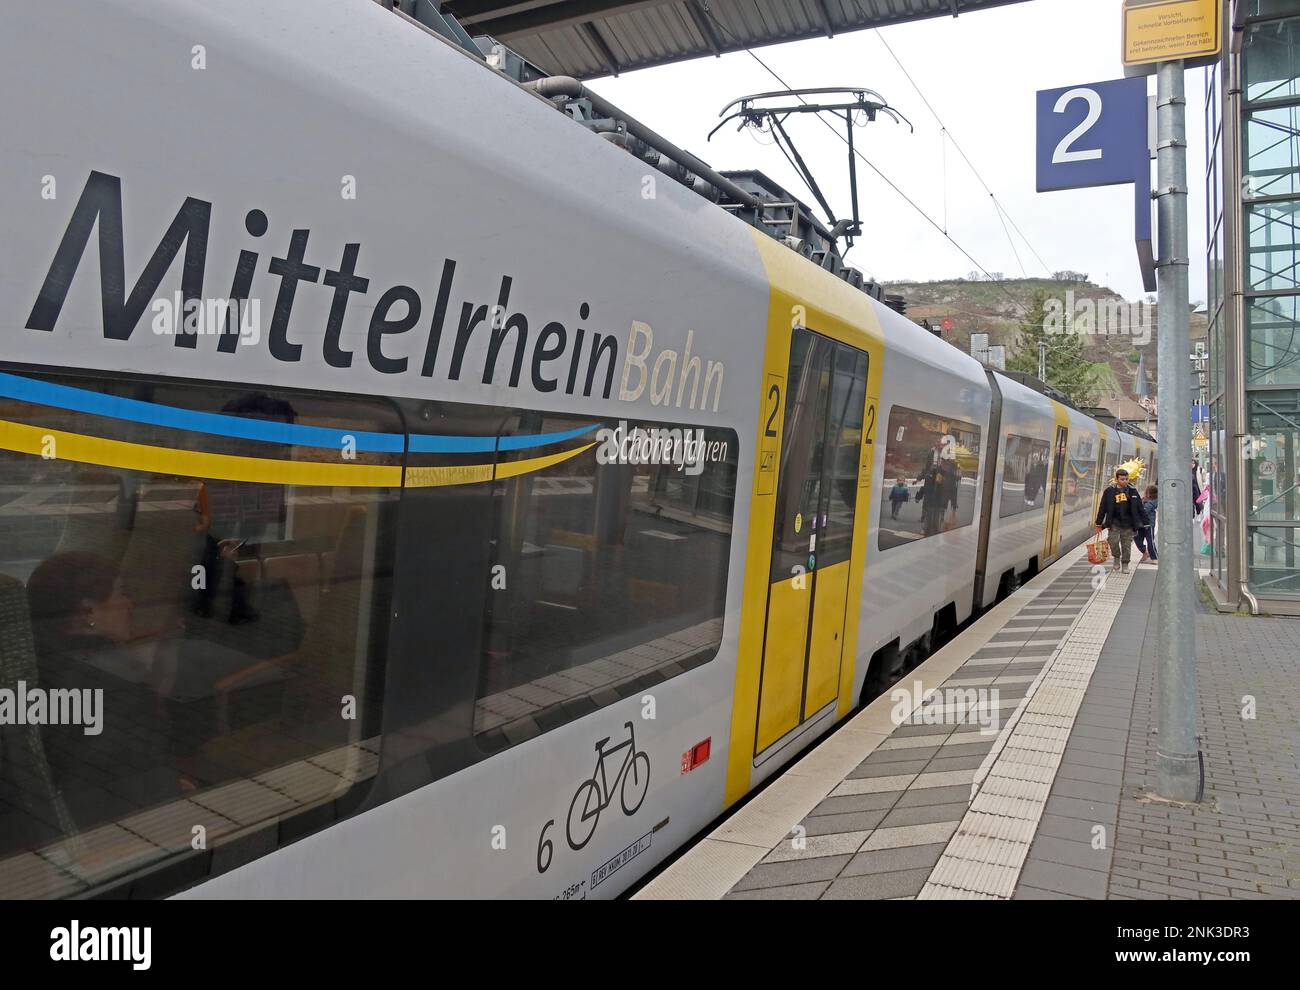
[1036,76,1154,290]
[1036,77,1148,191]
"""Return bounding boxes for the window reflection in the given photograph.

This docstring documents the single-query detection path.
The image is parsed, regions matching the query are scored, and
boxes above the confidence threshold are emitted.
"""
[474,416,737,747]
[1245,14,1300,104]
[878,406,981,550]
[0,374,398,895]
[999,434,1052,517]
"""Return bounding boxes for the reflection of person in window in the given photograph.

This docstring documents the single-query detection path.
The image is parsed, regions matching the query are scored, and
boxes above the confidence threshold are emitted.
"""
[1021,453,1040,507]
[921,437,945,476]
[889,477,910,519]
[26,552,184,830]
[190,394,303,659]
[191,485,259,625]
[917,457,961,536]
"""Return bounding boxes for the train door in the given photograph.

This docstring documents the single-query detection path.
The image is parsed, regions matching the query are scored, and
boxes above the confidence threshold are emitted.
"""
[1043,424,1069,562]
[1093,436,1108,519]
[754,328,868,754]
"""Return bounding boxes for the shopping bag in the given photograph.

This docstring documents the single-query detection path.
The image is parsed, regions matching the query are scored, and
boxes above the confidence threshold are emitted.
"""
[1087,533,1110,565]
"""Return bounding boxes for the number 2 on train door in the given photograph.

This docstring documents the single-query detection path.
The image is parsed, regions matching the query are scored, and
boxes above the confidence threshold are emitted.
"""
[754,328,869,755]
[756,373,783,497]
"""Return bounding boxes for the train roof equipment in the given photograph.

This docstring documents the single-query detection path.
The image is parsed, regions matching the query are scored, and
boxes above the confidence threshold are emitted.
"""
[516,77,907,312]
[385,2,910,314]
[709,87,913,254]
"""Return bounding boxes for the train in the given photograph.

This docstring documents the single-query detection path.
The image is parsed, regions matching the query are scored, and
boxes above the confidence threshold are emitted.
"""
[0,0,1155,899]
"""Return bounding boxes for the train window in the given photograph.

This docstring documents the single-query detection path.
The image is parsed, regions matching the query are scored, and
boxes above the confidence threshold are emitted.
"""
[877,406,982,550]
[472,414,738,749]
[1064,434,1096,517]
[999,434,1052,517]
[1102,445,1120,494]
[0,370,398,897]
[819,345,868,568]
[770,333,867,582]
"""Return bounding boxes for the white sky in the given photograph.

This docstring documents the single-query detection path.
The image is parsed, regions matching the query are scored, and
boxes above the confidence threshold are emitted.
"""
[588,0,1211,305]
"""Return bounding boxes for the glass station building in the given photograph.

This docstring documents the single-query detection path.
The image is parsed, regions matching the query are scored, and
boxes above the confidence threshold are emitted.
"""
[1206,0,1300,613]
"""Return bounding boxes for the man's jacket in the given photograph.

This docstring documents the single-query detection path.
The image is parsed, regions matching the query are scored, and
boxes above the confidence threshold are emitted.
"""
[1096,484,1146,530]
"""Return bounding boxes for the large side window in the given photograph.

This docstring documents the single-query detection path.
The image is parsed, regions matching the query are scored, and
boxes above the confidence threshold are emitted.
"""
[878,406,982,550]
[1000,434,1053,517]
[1064,433,1097,516]
[473,415,738,749]
[0,370,398,897]
[1102,445,1120,495]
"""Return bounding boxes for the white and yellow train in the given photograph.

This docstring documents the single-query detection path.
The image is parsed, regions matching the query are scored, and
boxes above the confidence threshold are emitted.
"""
[0,0,1154,898]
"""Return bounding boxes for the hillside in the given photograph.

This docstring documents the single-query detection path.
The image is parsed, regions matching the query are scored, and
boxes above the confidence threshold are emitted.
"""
[884,276,1208,407]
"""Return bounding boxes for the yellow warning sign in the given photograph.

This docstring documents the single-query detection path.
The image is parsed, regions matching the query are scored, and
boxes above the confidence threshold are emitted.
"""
[1123,0,1221,66]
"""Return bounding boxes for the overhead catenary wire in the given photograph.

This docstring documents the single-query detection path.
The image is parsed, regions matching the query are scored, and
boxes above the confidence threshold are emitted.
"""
[941,125,948,233]
[692,4,1032,319]
[747,54,1032,316]
[870,30,1055,277]
[995,201,1028,278]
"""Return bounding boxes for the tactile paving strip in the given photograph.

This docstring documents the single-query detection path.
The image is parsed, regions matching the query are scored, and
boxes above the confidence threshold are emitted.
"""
[918,560,1136,899]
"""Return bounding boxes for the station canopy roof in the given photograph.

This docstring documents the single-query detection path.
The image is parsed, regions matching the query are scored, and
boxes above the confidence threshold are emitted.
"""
[443,0,1034,80]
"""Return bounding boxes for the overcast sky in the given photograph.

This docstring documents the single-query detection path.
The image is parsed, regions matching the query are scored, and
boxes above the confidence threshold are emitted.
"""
[588,0,1211,305]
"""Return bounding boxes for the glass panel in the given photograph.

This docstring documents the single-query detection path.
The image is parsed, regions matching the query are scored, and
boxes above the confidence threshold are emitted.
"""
[878,406,981,550]
[999,434,1052,517]
[1208,147,1219,250]
[474,412,737,746]
[1213,511,1227,582]
[1206,57,1218,148]
[819,346,868,569]
[1206,400,1216,501]
[1246,391,1300,525]
[1213,311,1226,400]
[1215,111,1223,210]
[1064,431,1098,520]
[1050,427,1067,492]
[1245,294,1300,384]
[1244,14,1300,104]
[1244,104,1300,200]
[1248,526,1300,596]
[1210,216,1222,320]
[1102,444,1119,494]
[0,372,400,895]
[1246,200,1300,292]
[1200,400,1215,497]
[1209,316,1219,400]
[770,330,833,583]
[1208,390,1222,581]
[1244,1,1300,22]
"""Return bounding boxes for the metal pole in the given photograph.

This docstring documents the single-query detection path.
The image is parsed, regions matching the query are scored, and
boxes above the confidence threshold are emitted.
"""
[1038,339,1046,381]
[1154,59,1200,802]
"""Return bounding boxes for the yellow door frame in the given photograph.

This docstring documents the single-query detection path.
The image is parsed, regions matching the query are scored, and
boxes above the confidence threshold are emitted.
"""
[1042,402,1071,564]
[724,232,885,807]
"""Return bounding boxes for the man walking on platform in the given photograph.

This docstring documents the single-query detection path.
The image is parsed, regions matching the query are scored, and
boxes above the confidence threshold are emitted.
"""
[1096,467,1146,574]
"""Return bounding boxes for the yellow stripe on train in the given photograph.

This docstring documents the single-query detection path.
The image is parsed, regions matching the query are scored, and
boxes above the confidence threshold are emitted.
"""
[0,420,594,489]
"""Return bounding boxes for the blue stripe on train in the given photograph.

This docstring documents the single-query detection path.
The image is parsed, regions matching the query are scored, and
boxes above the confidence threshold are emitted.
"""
[0,372,596,454]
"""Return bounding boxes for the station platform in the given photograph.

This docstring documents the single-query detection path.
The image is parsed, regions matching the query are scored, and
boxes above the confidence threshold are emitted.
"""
[636,545,1300,900]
